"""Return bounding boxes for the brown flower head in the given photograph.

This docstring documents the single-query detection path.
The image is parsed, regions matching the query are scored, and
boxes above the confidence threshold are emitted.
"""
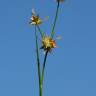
[41,36,56,51]
[29,9,42,25]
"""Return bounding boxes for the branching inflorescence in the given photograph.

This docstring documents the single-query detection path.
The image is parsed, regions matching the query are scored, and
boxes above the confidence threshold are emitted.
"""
[29,0,64,96]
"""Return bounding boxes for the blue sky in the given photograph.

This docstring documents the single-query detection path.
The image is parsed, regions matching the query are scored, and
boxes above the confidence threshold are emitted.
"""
[0,0,96,96]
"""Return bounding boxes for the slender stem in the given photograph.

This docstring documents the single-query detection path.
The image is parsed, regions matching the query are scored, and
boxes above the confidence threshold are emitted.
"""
[41,50,49,86]
[35,26,42,96]
[51,2,60,38]
[36,25,44,38]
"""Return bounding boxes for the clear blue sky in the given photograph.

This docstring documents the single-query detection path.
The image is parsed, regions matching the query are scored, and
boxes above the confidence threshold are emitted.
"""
[0,0,96,96]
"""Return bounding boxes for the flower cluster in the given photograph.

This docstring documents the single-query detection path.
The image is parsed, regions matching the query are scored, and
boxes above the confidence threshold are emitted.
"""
[41,36,56,51]
[29,10,42,25]
[30,15,42,25]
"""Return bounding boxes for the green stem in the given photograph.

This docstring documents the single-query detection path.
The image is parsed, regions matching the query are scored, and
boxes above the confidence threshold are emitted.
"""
[41,50,49,86]
[51,2,60,38]
[36,25,44,38]
[35,26,42,96]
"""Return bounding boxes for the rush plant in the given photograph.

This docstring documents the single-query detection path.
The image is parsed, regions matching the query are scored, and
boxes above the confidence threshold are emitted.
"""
[29,0,64,96]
